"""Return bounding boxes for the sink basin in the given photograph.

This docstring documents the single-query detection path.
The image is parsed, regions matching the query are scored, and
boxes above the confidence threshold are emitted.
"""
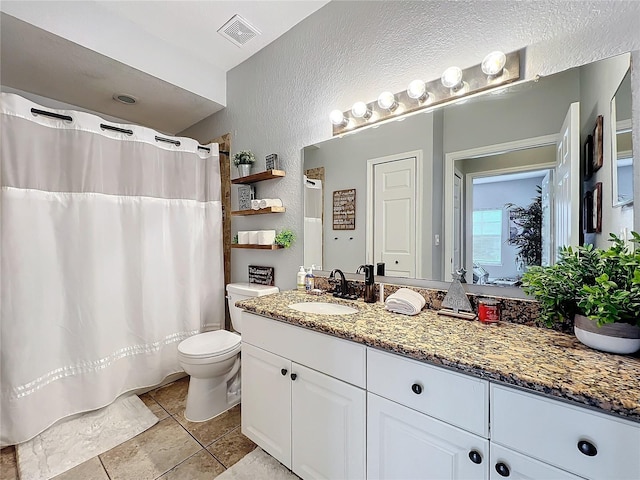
[288,302,358,315]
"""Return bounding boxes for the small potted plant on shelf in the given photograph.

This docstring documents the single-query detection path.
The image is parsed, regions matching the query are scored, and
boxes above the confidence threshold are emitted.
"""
[233,150,256,177]
[521,232,640,354]
[274,229,295,248]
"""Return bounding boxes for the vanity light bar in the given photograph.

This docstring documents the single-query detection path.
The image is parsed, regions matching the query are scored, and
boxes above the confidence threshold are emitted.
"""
[331,50,521,136]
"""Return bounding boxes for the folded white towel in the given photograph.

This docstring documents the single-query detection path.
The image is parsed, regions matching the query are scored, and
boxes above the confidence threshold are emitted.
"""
[258,198,283,209]
[384,288,426,315]
[251,199,261,210]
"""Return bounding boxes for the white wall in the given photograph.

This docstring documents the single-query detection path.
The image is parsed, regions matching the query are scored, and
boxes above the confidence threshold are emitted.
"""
[181,1,640,290]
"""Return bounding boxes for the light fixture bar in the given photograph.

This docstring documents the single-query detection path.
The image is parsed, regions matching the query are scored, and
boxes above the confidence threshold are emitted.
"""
[331,50,521,136]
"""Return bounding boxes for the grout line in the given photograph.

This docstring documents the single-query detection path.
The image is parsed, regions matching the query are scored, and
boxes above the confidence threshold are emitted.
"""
[98,455,112,480]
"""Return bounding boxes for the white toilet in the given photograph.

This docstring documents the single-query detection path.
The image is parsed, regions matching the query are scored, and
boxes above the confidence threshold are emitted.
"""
[177,282,279,422]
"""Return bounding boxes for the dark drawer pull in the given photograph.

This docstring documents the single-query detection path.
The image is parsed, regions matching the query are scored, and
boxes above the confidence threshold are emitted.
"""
[495,462,510,477]
[290,373,297,381]
[411,383,423,395]
[578,440,597,456]
[468,450,482,464]
[281,368,288,376]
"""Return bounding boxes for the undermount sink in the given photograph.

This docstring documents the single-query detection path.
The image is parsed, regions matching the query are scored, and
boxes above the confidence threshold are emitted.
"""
[288,302,358,315]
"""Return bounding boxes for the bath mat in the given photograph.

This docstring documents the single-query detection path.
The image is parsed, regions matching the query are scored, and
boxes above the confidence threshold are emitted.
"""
[16,395,158,480]
[216,448,298,480]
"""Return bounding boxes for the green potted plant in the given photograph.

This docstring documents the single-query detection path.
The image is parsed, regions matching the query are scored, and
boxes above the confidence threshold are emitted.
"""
[505,187,542,268]
[233,150,256,177]
[274,229,295,248]
[521,232,640,354]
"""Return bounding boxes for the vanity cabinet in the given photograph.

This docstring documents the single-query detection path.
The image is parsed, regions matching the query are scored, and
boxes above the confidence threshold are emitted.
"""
[367,348,489,480]
[368,393,489,480]
[241,312,366,479]
[490,384,640,480]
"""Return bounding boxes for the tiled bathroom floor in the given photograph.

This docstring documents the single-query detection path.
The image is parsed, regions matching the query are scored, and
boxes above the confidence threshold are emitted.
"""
[0,377,257,480]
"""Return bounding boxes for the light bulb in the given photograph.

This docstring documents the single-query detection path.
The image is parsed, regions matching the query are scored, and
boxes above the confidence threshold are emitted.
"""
[330,109,348,127]
[441,66,463,90]
[377,91,398,111]
[351,101,372,120]
[407,79,428,102]
[482,51,507,76]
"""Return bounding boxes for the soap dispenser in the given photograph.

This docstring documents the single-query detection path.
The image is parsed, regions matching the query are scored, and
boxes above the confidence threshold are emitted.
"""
[304,266,315,292]
[297,266,306,291]
[357,264,376,303]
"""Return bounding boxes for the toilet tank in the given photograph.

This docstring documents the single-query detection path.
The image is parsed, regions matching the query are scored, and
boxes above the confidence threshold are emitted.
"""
[226,283,279,333]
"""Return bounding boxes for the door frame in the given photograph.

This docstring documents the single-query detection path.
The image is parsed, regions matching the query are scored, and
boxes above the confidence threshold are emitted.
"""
[366,150,424,278]
[464,163,555,281]
[443,134,557,280]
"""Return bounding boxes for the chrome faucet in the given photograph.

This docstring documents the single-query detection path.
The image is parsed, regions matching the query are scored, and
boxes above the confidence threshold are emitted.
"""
[329,269,356,299]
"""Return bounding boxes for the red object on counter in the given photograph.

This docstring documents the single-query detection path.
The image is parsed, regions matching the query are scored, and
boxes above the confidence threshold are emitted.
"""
[478,298,500,324]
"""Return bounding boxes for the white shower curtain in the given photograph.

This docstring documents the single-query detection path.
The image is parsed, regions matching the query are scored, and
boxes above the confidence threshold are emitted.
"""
[0,93,224,446]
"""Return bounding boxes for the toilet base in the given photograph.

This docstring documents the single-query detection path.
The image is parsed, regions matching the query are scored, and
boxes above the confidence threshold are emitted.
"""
[184,363,241,422]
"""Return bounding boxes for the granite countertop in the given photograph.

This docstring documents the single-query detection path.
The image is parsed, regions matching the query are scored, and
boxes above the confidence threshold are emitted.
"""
[238,290,640,423]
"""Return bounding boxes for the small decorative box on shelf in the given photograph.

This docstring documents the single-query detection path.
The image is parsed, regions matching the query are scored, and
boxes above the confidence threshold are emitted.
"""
[232,244,284,250]
[231,206,286,216]
[231,169,285,185]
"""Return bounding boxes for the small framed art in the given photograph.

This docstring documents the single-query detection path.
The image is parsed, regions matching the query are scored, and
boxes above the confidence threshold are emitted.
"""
[592,115,603,173]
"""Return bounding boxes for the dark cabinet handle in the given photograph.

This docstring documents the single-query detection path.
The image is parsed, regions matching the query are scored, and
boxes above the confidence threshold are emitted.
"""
[281,368,288,376]
[495,462,510,477]
[577,440,597,457]
[395,260,399,264]
[290,373,297,381]
[411,383,423,394]
[468,450,482,464]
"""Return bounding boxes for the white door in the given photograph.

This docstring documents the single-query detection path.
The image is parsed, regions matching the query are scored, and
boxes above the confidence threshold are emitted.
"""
[540,170,553,266]
[453,172,463,279]
[554,102,580,257]
[489,445,583,480]
[373,157,417,277]
[241,343,292,468]
[292,363,366,480]
[367,393,489,480]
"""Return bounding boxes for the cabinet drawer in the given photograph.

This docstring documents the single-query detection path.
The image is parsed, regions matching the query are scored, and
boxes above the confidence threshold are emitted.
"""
[490,444,583,480]
[367,348,489,437]
[242,312,366,388]
[491,384,640,480]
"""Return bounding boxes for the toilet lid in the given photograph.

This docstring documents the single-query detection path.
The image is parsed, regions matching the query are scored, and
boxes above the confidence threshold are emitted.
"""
[178,330,241,358]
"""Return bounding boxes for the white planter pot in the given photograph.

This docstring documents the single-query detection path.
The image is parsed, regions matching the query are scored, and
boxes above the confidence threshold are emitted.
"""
[574,314,640,354]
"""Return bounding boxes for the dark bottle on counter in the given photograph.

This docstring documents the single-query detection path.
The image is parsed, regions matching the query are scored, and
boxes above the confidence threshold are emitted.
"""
[358,264,377,303]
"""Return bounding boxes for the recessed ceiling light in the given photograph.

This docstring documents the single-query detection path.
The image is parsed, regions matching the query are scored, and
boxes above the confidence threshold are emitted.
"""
[112,93,137,105]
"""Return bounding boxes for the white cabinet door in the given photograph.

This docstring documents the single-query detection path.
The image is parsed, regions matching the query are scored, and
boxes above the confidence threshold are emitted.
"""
[241,343,292,468]
[292,363,366,480]
[490,444,584,480]
[368,393,489,480]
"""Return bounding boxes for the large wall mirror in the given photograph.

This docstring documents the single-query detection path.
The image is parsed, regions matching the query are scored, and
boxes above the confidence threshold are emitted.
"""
[302,52,635,289]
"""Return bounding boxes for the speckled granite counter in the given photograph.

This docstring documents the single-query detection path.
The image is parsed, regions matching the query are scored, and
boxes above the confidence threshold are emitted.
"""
[237,290,640,423]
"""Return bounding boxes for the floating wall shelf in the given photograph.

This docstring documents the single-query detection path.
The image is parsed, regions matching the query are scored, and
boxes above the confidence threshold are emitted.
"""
[231,169,286,184]
[231,206,286,216]
[232,244,284,250]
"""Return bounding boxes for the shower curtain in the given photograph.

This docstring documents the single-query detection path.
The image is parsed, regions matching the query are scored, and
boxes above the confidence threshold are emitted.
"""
[0,93,224,446]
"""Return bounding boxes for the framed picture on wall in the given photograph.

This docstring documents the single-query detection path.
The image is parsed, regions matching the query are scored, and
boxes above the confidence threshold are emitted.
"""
[592,182,602,233]
[583,134,593,180]
[583,190,594,233]
[592,115,604,173]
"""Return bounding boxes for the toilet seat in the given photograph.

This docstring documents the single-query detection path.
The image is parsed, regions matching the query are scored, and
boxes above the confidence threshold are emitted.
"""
[178,330,241,359]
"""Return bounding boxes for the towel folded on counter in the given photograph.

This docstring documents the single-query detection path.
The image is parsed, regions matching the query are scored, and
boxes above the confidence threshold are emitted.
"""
[251,198,283,210]
[384,288,426,316]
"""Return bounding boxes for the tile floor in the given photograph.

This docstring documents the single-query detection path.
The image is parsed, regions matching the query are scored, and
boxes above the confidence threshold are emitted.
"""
[0,377,257,480]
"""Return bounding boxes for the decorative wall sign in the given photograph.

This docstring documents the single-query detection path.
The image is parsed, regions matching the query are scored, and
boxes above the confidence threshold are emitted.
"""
[333,189,356,230]
[248,265,275,286]
[583,134,593,180]
[592,115,604,173]
[265,153,279,170]
[592,182,602,233]
[238,184,255,210]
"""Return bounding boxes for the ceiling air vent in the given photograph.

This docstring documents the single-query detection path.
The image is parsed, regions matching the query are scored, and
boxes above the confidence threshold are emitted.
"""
[218,14,261,47]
